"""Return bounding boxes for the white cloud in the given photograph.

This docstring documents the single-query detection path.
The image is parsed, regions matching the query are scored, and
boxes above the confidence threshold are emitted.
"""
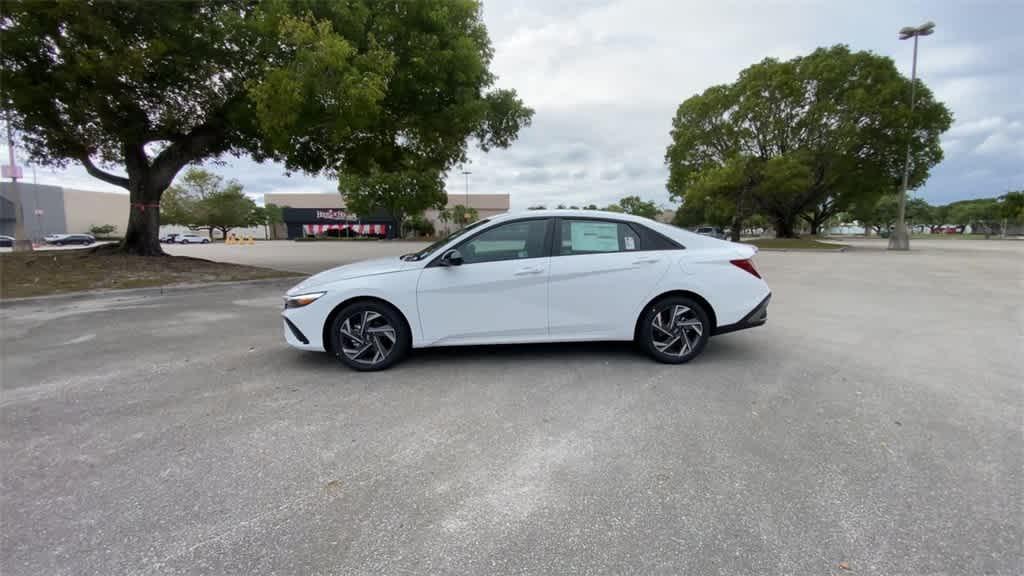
[947,117,1006,138]
[974,132,1024,158]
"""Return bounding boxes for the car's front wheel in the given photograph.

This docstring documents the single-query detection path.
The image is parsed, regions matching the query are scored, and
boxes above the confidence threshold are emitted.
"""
[329,301,410,371]
[638,296,711,364]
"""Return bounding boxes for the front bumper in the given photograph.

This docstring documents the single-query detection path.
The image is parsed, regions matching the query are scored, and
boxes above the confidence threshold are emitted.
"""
[713,293,770,335]
[282,313,326,352]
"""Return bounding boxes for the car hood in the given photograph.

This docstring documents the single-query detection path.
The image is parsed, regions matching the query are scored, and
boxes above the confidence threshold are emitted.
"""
[286,257,420,295]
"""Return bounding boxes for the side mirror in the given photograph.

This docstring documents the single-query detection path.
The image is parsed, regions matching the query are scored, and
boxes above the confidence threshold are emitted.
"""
[440,248,463,266]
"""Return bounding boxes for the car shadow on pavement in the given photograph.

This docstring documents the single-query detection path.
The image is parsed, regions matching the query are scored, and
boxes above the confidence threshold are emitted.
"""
[278,336,754,372]
[406,341,643,367]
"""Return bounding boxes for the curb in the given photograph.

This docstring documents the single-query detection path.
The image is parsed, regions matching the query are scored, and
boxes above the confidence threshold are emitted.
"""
[753,246,848,253]
[0,275,306,308]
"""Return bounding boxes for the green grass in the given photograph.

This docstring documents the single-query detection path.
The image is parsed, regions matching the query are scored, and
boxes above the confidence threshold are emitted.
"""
[743,238,848,250]
[1,247,299,299]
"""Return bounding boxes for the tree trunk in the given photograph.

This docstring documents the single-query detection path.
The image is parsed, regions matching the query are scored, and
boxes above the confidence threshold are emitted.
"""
[774,216,797,238]
[809,220,821,236]
[121,179,165,256]
[729,213,742,242]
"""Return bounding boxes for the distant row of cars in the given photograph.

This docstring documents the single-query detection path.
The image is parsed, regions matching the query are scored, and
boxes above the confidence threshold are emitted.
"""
[45,233,97,245]
[0,233,98,247]
[2,232,214,247]
[160,232,211,244]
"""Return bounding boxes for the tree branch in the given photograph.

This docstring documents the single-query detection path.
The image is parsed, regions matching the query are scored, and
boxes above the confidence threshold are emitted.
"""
[80,156,130,190]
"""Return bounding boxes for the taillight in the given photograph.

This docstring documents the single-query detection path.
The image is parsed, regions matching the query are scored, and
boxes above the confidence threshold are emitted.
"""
[730,259,761,279]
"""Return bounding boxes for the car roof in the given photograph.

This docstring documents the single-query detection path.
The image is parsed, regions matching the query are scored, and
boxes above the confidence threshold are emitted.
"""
[489,209,656,225]
[485,209,730,250]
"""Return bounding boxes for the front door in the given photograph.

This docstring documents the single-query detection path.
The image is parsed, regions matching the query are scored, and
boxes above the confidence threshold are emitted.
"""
[416,218,553,345]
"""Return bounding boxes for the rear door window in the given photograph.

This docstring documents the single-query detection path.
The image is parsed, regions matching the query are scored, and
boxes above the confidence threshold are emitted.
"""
[558,219,641,255]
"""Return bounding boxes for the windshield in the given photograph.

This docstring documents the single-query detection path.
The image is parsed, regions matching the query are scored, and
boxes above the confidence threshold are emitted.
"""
[402,219,491,261]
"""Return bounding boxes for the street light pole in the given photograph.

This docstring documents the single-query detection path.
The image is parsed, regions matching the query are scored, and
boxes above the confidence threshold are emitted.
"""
[461,169,471,227]
[890,21,935,251]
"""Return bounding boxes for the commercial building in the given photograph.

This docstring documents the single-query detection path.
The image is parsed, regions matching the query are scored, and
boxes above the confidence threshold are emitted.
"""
[263,192,510,239]
[1,182,509,241]
[1,182,129,239]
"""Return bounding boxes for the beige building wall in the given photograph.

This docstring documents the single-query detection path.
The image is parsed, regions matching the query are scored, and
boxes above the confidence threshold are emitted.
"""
[263,192,344,209]
[265,191,510,236]
[62,189,129,234]
[425,193,511,233]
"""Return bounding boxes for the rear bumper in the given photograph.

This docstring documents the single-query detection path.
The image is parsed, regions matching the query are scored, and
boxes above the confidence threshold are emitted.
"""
[714,293,770,335]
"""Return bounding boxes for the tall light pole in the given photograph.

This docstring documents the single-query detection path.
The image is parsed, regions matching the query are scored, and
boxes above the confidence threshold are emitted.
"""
[4,113,32,251]
[889,21,935,251]
[461,170,471,206]
[461,169,471,227]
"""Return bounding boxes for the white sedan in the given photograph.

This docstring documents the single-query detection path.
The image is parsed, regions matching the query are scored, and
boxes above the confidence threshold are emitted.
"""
[176,233,210,244]
[282,210,771,371]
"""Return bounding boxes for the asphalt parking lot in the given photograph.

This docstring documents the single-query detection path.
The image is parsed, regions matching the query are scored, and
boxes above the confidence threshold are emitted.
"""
[2,239,1021,575]
[165,240,429,274]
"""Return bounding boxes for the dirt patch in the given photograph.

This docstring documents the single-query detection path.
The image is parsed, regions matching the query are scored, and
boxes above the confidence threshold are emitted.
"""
[0,246,299,299]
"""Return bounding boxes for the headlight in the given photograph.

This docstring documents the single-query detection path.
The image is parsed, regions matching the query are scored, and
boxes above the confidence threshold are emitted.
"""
[284,292,326,309]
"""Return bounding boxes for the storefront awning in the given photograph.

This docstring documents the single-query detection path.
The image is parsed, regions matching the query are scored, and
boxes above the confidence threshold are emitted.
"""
[303,223,388,236]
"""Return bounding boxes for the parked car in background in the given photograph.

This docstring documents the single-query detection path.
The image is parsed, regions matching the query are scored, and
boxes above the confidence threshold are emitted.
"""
[696,226,726,239]
[0,235,14,247]
[44,233,69,243]
[282,210,771,371]
[177,233,210,244]
[160,233,180,243]
[51,234,96,246]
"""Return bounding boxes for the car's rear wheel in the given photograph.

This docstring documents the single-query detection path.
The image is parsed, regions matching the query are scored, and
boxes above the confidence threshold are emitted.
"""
[329,301,410,371]
[638,296,711,364]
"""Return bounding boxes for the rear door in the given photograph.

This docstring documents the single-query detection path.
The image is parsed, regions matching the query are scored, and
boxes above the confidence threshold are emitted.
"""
[416,218,553,345]
[547,218,672,340]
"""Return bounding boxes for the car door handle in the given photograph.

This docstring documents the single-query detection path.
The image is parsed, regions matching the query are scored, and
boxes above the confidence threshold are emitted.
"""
[513,266,545,276]
[633,257,660,265]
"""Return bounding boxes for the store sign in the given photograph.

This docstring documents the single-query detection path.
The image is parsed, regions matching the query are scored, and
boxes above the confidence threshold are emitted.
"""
[316,209,349,221]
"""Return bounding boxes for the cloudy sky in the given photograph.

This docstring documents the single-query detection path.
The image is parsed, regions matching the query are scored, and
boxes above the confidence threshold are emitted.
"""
[5,0,1022,209]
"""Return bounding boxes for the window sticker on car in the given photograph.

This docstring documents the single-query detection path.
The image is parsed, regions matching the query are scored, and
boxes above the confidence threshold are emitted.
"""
[624,236,636,250]
[571,221,619,252]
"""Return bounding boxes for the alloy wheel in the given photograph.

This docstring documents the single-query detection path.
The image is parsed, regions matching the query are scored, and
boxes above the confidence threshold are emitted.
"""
[650,304,705,357]
[338,310,398,366]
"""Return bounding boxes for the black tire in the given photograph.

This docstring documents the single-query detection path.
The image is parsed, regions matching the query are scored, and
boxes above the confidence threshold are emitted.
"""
[202,239,210,244]
[329,300,410,371]
[637,296,711,364]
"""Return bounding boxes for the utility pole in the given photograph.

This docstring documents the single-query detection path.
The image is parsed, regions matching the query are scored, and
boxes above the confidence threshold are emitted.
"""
[3,113,32,251]
[461,169,471,228]
[889,21,935,251]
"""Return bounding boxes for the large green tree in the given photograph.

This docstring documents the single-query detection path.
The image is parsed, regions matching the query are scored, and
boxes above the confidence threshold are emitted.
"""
[666,45,952,237]
[162,167,257,239]
[340,169,446,236]
[617,195,661,220]
[198,186,259,240]
[1,0,532,255]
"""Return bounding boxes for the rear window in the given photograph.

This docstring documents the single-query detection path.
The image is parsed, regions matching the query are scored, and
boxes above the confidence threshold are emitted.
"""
[559,219,640,255]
